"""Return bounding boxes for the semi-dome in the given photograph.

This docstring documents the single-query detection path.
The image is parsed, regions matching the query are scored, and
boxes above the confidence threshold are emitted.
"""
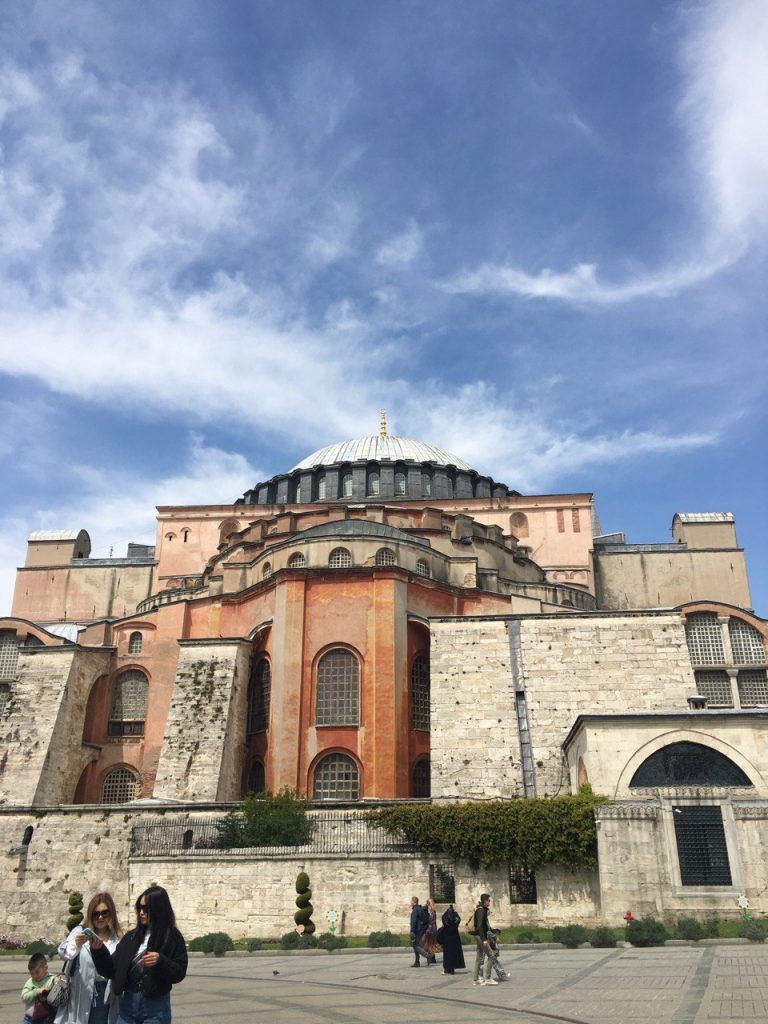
[291,436,472,472]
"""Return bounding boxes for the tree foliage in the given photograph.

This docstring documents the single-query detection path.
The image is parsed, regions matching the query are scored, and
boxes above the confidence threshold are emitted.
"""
[365,787,604,870]
[216,789,311,849]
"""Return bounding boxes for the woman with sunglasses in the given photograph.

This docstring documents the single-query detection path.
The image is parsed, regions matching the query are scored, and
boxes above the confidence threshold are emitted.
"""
[89,886,187,1024]
[57,892,123,1023]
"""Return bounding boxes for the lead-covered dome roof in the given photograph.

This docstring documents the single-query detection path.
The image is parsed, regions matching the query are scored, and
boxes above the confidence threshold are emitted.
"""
[291,436,472,472]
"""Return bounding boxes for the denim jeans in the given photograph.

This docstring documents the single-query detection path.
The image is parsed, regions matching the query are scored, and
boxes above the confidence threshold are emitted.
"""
[117,989,171,1024]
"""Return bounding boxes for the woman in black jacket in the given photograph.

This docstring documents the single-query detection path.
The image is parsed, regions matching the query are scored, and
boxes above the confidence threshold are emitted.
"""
[90,886,187,1024]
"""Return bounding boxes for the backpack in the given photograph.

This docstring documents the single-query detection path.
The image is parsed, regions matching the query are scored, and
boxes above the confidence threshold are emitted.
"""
[467,908,479,936]
[419,906,429,932]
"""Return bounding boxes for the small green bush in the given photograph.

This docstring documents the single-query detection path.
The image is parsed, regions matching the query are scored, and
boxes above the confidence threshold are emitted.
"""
[368,930,401,947]
[675,918,705,941]
[280,931,318,949]
[702,917,719,939]
[25,940,57,957]
[515,931,542,945]
[552,924,589,948]
[589,927,617,948]
[317,932,348,952]
[626,917,668,947]
[188,932,234,954]
[245,938,263,951]
[739,920,768,942]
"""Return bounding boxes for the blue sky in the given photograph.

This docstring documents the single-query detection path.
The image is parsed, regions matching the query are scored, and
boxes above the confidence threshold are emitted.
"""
[0,0,766,614]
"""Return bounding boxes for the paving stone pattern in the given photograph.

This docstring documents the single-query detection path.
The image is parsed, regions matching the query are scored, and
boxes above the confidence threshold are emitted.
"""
[2,946,766,1024]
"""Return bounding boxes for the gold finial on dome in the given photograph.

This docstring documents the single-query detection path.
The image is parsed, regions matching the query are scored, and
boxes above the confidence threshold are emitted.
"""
[380,409,387,438]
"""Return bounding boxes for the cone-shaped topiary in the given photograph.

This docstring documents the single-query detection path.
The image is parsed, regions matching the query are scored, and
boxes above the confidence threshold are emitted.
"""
[66,891,84,932]
[294,871,315,934]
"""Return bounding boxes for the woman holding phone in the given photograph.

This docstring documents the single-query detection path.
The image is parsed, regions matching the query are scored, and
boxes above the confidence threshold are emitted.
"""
[90,886,187,1024]
[57,892,123,1023]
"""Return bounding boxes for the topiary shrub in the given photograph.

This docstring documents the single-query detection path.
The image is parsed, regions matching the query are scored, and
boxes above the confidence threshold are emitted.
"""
[246,938,263,951]
[66,891,84,932]
[213,934,233,957]
[294,870,315,935]
[626,917,668,947]
[188,932,234,954]
[552,924,589,948]
[515,931,541,944]
[589,927,617,948]
[675,918,705,941]
[368,930,402,947]
[739,920,768,942]
[318,932,348,952]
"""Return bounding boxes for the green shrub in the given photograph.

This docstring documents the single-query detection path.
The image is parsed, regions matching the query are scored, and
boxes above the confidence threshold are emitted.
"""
[675,918,705,941]
[280,931,318,949]
[589,927,617,948]
[25,940,57,957]
[216,789,312,850]
[739,920,768,942]
[294,870,315,935]
[188,932,234,954]
[317,932,348,952]
[66,891,84,933]
[515,930,541,944]
[626,917,668,947]
[552,925,589,948]
[246,938,263,951]
[703,917,719,939]
[367,930,401,947]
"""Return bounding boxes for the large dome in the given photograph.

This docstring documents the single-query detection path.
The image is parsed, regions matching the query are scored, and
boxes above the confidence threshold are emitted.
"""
[291,435,472,472]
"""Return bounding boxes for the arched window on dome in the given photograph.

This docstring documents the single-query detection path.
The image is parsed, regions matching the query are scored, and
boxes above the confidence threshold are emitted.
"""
[288,552,306,569]
[316,649,359,725]
[315,471,327,501]
[247,658,271,733]
[412,758,430,798]
[313,753,359,801]
[411,653,430,730]
[421,468,432,497]
[101,766,140,804]
[394,463,407,496]
[510,512,529,539]
[328,547,352,569]
[340,467,353,499]
[287,477,299,503]
[108,670,148,737]
[415,558,430,579]
[128,631,143,655]
[445,471,455,498]
[367,465,380,496]
[375,547,396,567]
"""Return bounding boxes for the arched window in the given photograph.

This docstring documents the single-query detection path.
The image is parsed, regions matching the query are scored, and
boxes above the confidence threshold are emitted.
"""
[0,631,19,680]
[288,552,306,569]
[367,466,380,496]
[412,758,430,798]
[247,658,271,733]
[128,632,143,655]
[316,472,327,501]
[313,753,359,801]
[421,469,432,497]
[510,512,529,538]
[411,653,430,730]
[316,649,359,725]
[446,472,455,498]
[101,766,140,804]
[108,670,148,737]
[415,559,430,578]
[341,468,353,498]
[218,518,241,546]
[630,742,752,788]
[328,547,352,569]
[246,760,266,794]
[685,613,725,665]
[394,465,407,496]
[0,682,9,716]
[375,547,396,567]
[729,618,766,664]
[262,562,272,579]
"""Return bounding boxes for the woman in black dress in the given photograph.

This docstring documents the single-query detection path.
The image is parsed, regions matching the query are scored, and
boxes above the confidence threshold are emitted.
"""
[438,904,466,975]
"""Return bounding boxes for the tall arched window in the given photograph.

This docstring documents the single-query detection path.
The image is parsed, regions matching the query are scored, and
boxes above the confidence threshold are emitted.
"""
[394,465,407,496]
[340,467,353,498]
[411,653,430,730]
[367,466,380,496]
[446,472,455,498]
[375,547,396,567]
[288,552,306,568]
[510,511,529,538]
[101,766,140,804]
[247,658,271,733]
[108,670,148,737]
[729,618,766,664]
[328,547,352,569]
[262,562,272,579]
[246,760,266,795]
[313,753,359,801]
[128,631,143,655]
[316,649,359,725]
[0,631,19,680]
[421,469,432,497]
[316,472,327,501]
[412,758,430,798]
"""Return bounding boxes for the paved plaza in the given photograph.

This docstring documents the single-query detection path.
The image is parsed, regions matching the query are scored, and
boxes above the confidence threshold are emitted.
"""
[2,945,767,1024]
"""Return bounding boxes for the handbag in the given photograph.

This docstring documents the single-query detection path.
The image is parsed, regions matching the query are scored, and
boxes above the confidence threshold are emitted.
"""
[45,961,72,1011]
[435,925,446,945]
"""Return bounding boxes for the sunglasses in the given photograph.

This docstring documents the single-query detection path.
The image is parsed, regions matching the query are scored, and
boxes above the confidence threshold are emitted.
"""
[93,910,111,919]
[138,903,149,911]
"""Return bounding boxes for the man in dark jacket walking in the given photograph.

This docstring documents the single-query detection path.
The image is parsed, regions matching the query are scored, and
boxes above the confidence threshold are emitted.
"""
[409,896,431,967]
[472,893,497,985]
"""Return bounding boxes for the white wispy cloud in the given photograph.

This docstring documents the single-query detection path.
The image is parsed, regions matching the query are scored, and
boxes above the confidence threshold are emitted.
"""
[375,221,423,266]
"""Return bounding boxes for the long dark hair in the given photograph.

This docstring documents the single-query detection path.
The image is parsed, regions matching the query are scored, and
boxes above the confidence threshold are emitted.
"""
[135,885,176,949]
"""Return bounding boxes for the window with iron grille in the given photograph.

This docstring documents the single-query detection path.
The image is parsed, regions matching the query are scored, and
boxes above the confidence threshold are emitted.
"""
[108,671,148,737]
[128,632,143,655]
[316,649,359,725]
[0,631,19,680]
[415,559,430,578]
[411,654,430,730]
[630,741,752,787]
[737,669,768,707]
[412,758,430,797]
[375,547,396,567]
[313,753,359,801]
[673,805,732,885]
[508,864,538,904]
[246,760,265,794]
[101,766,140,804]
[685,613,725,665]
[429,863,455,902]
[288,552,306,568]
[247,658,271,732]
[695,670,733,707]
[0,682,9,716]
[328,547,352,569]
[729,618,766,664]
